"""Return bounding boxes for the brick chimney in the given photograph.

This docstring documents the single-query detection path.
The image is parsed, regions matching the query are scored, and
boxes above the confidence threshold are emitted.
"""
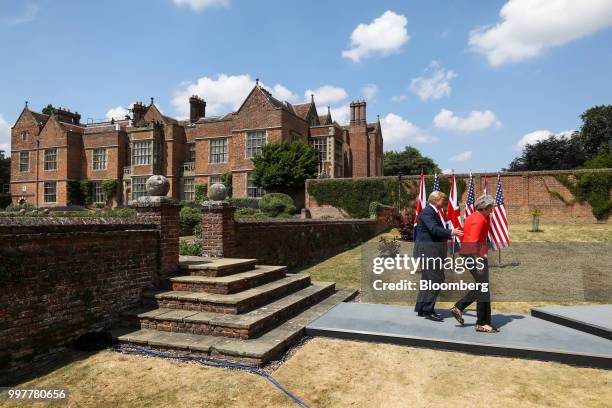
[349,100,367,127]
[189,95,206,123]
[132,101,147,125]
[54,107,81,125]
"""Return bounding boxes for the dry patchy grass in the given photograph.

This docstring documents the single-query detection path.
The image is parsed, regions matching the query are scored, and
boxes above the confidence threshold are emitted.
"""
[9,338,612,408]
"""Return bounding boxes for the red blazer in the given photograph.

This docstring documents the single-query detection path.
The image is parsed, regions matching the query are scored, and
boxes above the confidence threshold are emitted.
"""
[460,211,490,257]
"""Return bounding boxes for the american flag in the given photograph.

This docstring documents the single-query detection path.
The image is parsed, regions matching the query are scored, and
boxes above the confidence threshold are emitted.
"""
[414,172,426,228]
[482,175,488,196]
[433,172,440,192]
[489,174,510,249]
[465,172,475,217]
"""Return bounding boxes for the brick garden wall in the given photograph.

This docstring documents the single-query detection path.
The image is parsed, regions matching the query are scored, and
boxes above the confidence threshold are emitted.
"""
[233,218,379,268]
[305,169,612,224]
[0,217,160,384]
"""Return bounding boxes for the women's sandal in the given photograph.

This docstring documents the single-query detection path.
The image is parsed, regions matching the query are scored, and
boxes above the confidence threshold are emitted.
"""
[475,325,499,333]
[450,307,464,325]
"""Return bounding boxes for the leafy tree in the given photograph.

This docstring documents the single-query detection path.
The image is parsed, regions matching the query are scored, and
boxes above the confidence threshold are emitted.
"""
[252,141,318,192]
[383,146,440,176]
[506,135,585,171]
[576,105,612,160]
[0,151,9,187]
[42,104,55,115]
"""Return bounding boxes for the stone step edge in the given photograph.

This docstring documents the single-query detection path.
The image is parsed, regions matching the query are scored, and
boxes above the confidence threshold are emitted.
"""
[113,287,358,364]
[170,265,287,284]
[143,274,311,306]
[125,282,337,337]
[179,257,257,271]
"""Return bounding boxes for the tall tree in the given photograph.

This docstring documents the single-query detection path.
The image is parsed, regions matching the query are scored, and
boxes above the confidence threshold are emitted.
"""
[252,141,318,192]
[383,146,440,176]
[507,134,585,171]
[577,105,612,160]
[42,104,55,115]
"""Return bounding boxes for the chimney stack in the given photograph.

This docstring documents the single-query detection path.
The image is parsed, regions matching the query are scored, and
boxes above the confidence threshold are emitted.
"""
[350,101,356,126]
[54,107,81,125]
[189,95,206,123]
[349,100,367,127]
[131,101,147,125]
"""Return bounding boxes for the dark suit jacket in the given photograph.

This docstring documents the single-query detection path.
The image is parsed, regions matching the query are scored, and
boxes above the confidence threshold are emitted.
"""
[413,205,452,260]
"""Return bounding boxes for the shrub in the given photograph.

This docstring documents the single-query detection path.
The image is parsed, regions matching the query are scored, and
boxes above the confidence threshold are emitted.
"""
[179,206,201,235]
[180,239,202,256]
[258,193,296,217]
[252,141,318,192]
[227,197,259,208]
[102,179,118,203]
[195,183,207,202]
[369,201,383,218]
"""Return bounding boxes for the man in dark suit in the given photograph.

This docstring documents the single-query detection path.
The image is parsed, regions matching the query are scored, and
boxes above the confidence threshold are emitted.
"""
[414,191,463,321]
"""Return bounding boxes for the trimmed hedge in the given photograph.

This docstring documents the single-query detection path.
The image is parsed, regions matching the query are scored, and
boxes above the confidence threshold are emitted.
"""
[308,176,465,219]
[258,193,296,217]
[179,206,202,235]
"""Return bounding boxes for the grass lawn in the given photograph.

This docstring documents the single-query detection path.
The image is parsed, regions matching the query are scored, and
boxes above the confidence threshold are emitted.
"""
[10,338,612,408]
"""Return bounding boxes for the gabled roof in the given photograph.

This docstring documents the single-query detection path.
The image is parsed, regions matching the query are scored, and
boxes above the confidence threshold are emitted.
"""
[293,103,311,119]
[12,105,49,129]
[146,103,178,125]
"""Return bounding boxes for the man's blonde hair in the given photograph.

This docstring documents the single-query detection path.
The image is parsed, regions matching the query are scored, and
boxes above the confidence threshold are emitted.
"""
[428,191,447,204]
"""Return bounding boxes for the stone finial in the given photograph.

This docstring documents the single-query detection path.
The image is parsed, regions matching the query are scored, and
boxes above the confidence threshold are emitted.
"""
[208,182,228,201]
[255,78,260,86]
[146,175,170,197]
[150,97,155,105]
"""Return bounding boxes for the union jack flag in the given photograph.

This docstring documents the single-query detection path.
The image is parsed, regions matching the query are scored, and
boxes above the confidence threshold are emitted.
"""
[489,174,510,250]
[465,172,475,217]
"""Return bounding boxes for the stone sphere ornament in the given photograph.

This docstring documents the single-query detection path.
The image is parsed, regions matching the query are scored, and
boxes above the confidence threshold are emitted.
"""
[208,182,227,201]
[146,175,170,197]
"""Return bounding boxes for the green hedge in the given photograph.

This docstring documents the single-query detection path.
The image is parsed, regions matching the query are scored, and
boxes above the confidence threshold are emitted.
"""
[0,208,136,218]
[258,193,296,217]
[179,206,201,235]
[308,176,465,219]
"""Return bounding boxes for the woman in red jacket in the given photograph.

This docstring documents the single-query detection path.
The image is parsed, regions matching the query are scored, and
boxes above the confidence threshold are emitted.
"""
[450,195,499,333]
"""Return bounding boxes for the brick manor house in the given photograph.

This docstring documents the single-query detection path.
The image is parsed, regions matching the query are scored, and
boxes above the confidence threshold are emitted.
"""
[10,81,383,206]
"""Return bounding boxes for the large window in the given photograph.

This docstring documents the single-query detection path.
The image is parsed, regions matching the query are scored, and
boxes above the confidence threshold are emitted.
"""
[247,172,265,198]
[44,148,57,171]
[182,177,194,201]
[246,130,266,158]
[93,148,107,170]
[44,181,57,203]
[209,174,223,184]
[209,138,227,164]
[133,141,152,165]
[310,138,327,163]
[132,176,148,200]
[19,151,29,172]
[187,143,196,162]
[92,181,107,204]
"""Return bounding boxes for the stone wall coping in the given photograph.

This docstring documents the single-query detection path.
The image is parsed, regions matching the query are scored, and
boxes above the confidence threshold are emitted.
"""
[0,216,157,233]
[129,196,181,207]
[235,218,376,226]
[201,201,235,209]
[306,167,612,184]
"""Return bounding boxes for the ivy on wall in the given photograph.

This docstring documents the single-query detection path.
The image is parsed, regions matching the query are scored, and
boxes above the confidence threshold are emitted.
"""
[554,173,612,220]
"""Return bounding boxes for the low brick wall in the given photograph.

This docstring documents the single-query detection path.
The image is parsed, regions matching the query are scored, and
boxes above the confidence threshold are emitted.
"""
[306,169,612,224]
[0,217,160,384]
[233,218,379,268]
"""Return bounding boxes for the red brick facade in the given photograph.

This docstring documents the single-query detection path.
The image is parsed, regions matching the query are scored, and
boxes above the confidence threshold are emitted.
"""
[10,85,383,206]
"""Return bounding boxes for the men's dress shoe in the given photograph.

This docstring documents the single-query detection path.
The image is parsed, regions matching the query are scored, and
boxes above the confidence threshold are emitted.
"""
[423,313,444,322]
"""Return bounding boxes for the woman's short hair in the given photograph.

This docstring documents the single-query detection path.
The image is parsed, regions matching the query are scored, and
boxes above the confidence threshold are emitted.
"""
[428,191,447,204]
[475,195,495,210]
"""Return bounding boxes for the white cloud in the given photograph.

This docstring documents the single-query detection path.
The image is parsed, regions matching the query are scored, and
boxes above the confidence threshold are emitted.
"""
[361,84,378,100]
[171,74,255,117]
[433,108,501,132]
[449,150,473,162]
[305,85,348,105]
[391,94,408,102]
[342,11,409,63]
[514,129,575,150]
[328,105,350,125]
[105,105,129,120]
[270,84,298,102]
[442,168,452,175]
[469,0,612,66]
[173,0,228,12]
[0,114,11,152]
[410,61,457,101]
[2,4,40,26]
[381,113,437,150]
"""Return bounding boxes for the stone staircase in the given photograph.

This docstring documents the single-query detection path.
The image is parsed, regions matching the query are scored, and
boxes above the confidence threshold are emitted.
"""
[113,255,357,364]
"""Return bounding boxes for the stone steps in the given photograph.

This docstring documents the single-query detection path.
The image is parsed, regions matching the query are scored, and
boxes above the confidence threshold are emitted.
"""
[179,256,257,277]
[143,274,311,314]
[125,282,336,339]
[113,288,358,365]
[170,265,287,294]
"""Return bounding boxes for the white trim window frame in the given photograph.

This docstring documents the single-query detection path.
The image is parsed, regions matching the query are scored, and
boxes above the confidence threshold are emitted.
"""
[246,130,266,158]
[93,148,107,170]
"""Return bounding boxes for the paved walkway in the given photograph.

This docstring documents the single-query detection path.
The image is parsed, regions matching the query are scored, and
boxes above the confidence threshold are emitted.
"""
[306,303,612,369]
[531,304,612,340]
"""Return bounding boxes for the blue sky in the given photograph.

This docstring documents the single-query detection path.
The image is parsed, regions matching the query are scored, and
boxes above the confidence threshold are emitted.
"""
[1,0,611,172]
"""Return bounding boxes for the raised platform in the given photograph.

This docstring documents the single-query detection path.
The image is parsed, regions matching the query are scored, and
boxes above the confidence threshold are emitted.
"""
[531,304,612,340]
[306,303,612,369]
